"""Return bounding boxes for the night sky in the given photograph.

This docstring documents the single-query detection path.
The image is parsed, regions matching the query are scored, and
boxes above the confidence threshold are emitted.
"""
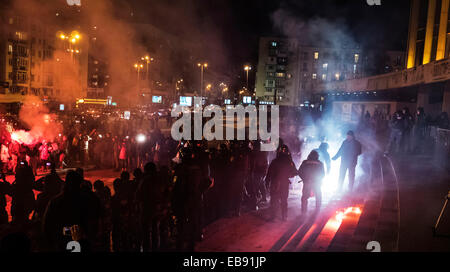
[0,0,412,85]
[128,0,411,68]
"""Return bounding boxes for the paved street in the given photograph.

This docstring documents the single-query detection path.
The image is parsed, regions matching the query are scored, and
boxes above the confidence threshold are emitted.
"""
[395,156,450,251]
[195,155,450,252]
[3,154,449,252]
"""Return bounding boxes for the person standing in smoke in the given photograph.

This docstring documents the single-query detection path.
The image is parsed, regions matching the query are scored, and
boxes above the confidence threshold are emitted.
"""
[1,142,10,173]
[413,107,428,152]
[332,131,362,192]
[401,107,414,153]
[315,142,331,174]
[118,141,128,172]
[385,111,404,155]
[265,145,298,221]
[298,150,325,213]
[39,141,50,172]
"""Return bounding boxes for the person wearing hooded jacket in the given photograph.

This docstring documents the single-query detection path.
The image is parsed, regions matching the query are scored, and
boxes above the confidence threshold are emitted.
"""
[298,150,325,213]
[265,145,298,221]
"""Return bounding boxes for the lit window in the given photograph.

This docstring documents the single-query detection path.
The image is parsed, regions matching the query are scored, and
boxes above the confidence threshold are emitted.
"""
[314,52,319,60]
[353,64,357,73]
[322,74,327,80]
[8,45,12,54]
[335,73,340,80]
[271,41,277,47]
[354,54,359,63]
[323,63,328,69]
[276,72,285,78]
[312,73,317,79]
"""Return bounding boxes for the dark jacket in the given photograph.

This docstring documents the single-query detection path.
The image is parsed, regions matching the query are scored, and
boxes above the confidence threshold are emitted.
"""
[333,139,362,166]
[298,159,325,184]
[265,154,297,194]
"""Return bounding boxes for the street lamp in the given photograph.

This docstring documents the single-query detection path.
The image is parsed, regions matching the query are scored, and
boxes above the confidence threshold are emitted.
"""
[197,63,208,102]
[141,55,154,84]
[57,30,81,61]
[134,63,144,94]
[244,65,252,91]
[175,78,183,99]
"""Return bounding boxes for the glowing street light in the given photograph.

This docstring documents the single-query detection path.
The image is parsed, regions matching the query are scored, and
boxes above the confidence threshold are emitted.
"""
[197,63,208,99]
[57,30,81,61]
[244,65,252,90]
[134,63,144,94]
[140,55,153,84]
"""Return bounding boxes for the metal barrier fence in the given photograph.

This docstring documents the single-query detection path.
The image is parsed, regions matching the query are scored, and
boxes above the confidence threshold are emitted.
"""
[434,127,450,171]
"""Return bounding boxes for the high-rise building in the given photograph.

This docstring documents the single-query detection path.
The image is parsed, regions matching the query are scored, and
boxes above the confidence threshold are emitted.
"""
[406,0,450,69]
[0,4,89,103]
[255,37,364,106]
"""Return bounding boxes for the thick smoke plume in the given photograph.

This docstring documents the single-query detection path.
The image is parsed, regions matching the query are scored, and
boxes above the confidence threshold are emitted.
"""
[11,96,62,145]
[271,8,358,49]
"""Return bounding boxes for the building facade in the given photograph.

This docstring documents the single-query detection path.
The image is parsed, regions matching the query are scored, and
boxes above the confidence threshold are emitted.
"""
[407,0,450,69]
[0,7,89,104]
[255,37,364,106]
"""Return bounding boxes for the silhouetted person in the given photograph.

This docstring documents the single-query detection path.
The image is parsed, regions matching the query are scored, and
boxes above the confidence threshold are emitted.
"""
[111,177,135,252]
[249,141,268,209]
[436,112,449,129]
[332,131,362,192]
[10,162,35,224]
[385,111,404,155]
[172,148,211,251]
[401,107,414,153]
[93,180,112,252]
[33,166,64,222]
[228,141,249,217]
[414,107,427,153]
[43,170,98,251]
[213,143,230,218]
[298,151,325,213]
[75,167,92,192]
[0,174,11,225]
[265,145,298,221]
[136,162,160,252]
[315,142,331,174]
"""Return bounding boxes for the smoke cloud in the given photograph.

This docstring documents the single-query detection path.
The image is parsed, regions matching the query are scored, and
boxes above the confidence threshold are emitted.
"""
[11,95,62,145]
[271,7,358,49]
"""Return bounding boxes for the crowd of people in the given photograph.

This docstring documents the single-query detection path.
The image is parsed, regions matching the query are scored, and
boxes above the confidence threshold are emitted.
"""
[384,108,449,155]
[0,105,447,252]
[0,136,302,252]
